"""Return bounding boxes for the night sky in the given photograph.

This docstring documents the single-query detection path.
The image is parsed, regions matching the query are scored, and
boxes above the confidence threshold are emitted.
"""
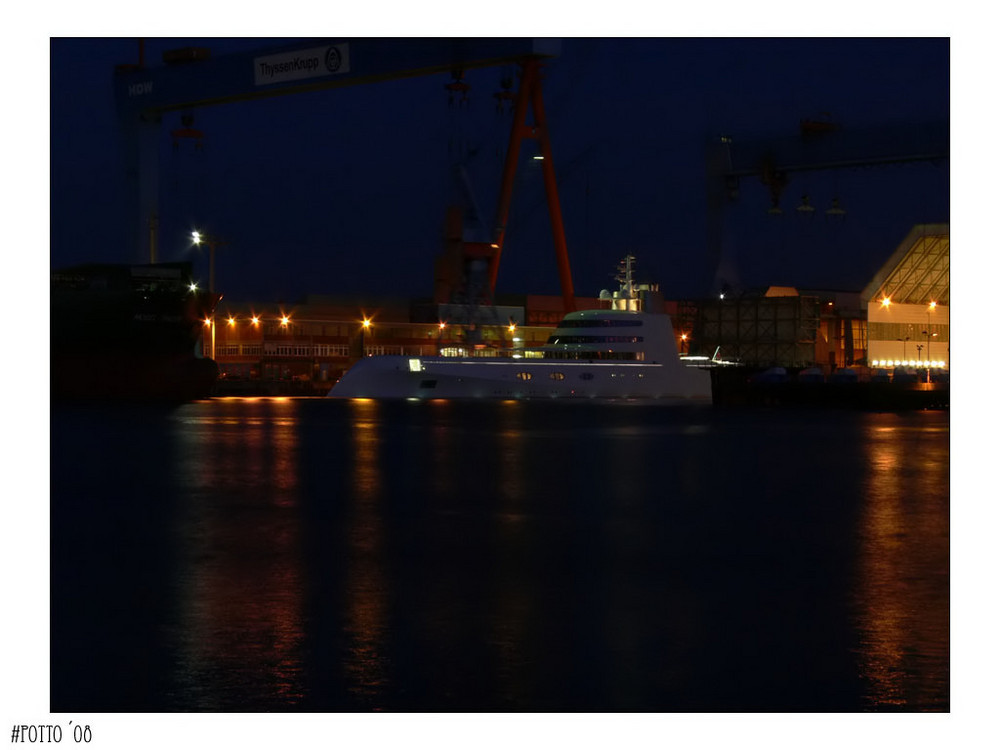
[49,35,949,303]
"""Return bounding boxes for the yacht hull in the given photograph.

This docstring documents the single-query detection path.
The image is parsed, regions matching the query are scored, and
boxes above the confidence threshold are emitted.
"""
[328,355,712,402]
[329,259,713,403]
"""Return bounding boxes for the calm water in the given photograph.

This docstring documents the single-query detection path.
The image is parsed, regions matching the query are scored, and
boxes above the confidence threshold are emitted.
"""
[50,398,949,712]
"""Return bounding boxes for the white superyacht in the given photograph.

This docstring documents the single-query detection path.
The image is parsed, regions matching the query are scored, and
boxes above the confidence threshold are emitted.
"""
[327,257,712,403]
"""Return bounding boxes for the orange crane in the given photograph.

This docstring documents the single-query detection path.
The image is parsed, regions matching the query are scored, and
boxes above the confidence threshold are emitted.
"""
[440,59,575,313]
[115,38,573,305]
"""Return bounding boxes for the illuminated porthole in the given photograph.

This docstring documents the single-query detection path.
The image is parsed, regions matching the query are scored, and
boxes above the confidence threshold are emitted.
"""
[516,372,533,381]
[549,372,565,380]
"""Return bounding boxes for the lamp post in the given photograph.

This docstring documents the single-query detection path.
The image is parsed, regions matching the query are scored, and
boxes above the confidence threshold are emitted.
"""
[924,301,937,383]
[361,316,371,358]
[191,230,228,294]
[191,229,228,361]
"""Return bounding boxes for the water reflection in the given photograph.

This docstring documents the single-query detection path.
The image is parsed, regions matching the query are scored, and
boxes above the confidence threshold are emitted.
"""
[170,399,305,708]
[487,402,532,706]
[344,398,390,706]
[855,413,949,710]
[428,400,457,499]
[54,400,948,711]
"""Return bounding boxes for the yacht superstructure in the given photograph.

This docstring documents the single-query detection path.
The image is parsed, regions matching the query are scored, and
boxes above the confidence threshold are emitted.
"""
[327,257,712,402]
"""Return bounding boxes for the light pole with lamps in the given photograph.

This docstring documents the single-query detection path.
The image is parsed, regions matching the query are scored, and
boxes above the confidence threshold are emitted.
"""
[923,301,937,383]
[896,336,909,362]
[191,230,228,294]
[191,229,227,360]
[360,316,372,358]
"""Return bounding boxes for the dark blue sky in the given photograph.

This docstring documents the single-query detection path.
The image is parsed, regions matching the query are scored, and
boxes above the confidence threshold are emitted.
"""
[49,37,949,302]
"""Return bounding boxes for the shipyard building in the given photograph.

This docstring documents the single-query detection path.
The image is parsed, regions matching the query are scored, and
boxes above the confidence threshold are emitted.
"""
[205,224,948,393]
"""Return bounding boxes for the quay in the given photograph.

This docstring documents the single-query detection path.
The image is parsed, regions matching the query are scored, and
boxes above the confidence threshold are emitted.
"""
[203,224,948,407]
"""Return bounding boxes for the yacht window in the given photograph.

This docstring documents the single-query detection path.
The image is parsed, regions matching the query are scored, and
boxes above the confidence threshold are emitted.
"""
[543,351,642,361]
[516,372,533,381]
[579,372,594,381]
[547,335,644,345]
[549,372,565,380]
[557,319,643,328]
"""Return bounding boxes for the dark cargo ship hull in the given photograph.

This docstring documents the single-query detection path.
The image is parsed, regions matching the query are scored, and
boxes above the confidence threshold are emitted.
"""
[51,262,220,402]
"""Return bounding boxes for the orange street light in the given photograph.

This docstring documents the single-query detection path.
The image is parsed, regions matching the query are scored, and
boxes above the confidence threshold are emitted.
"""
[360,316,372,357]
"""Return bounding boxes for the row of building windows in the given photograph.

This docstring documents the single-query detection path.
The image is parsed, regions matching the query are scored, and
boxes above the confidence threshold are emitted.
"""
[218,343,354,358]
[868,321,949,342]
[265,343,353,357]
[217,344,262,357]
[253,323,354,337]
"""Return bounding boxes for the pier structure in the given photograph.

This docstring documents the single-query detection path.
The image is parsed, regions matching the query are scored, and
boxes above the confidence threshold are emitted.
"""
[205,292,604,394]
[197,223,948,396]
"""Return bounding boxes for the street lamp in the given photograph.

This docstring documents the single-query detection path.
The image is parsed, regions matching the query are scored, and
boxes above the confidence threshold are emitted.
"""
[191,230,228,293]
[191,229,229,361]
[360,316,372,357]
[896,336,909,361]
[923,301,938,383]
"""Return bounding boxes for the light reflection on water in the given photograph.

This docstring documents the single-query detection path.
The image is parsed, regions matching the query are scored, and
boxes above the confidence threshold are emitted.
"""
[344,398,389,706]
[855,414,949,710]
[170,399,306,708]
[50,399,949,711]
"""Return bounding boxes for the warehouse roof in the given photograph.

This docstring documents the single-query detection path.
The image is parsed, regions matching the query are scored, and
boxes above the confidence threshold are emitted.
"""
[861,224,949,305]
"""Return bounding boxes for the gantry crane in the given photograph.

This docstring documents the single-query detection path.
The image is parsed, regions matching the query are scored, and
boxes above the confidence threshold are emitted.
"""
[705,118,949,295]
[113,38,576,310]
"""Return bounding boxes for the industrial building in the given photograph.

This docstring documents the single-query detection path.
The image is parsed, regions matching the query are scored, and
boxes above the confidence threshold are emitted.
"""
[205,223,948,393]
[862,224,949,369]
[96,40,949,396]
[207,294,598,392]
[679,286,866,370]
